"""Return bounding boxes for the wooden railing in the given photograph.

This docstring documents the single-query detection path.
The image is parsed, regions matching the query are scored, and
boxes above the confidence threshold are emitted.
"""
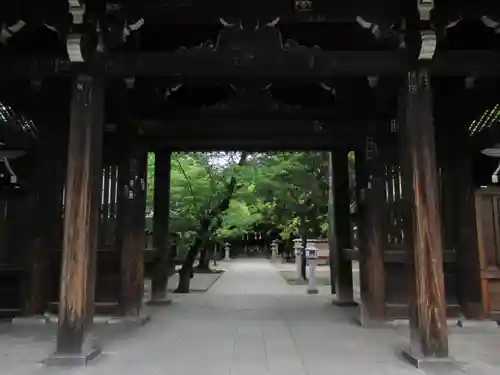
[342,248,456,263]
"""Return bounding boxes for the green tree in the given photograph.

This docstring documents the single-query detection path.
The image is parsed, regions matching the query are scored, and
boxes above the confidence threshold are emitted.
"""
[251,152,330,278]
[174,152,250,292]
[147,150,330,290]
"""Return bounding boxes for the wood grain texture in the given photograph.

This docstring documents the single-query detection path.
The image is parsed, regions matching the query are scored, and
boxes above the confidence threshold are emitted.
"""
[363,133,386,320]
[400,70,448,358]
[454,158,483,318]
[57,74,103,354]
[119,147,147,316]
[474,188,500,317]
[328,150,354,302]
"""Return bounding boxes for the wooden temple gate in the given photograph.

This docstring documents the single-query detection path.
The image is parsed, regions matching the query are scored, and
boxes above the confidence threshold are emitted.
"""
[0,0,500,368]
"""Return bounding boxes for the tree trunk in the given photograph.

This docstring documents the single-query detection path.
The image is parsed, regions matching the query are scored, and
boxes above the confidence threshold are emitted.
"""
[175,152,249,292]
[177,268,192,294]
[196,245,211,272]
[175,229,207,293]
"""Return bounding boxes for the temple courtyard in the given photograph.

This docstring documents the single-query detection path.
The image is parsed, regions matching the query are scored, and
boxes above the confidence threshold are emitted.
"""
[2,258,500,375]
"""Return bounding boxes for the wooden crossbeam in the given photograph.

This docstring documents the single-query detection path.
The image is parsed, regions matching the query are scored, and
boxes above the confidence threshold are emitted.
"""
[0,50,499,79]
[135,117,367,135]
[133,118,366,150]
[124,0,402,25]
[105,51,407,77]
[136,108,370,121]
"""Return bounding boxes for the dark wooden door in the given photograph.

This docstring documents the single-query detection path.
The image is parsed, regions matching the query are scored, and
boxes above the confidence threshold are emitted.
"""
[475,188,500,320]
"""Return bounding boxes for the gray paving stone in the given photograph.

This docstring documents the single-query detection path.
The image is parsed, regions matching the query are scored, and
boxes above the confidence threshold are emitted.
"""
[2,258,500,375]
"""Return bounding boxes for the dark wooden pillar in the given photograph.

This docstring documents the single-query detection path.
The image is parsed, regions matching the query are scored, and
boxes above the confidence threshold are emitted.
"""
[328,150,355,305]
[452,86,483,319]
[52,74,103,363]
[23,84,67,316]
[453,152,483,318]
[400,70,449,364]
[357,132,386,325]
[149,149,172,304]
[23,147,60,315]
[119,145,148,317]
[354,144,368,307]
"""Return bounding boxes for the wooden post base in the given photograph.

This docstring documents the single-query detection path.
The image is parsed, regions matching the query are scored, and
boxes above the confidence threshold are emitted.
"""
[456,318,499,330]
[353,304,390,329]
[46,339,101,367]
[27,314,151,327]
[333,300,358,307]
[107,314,151,327]
[11,316,48,325]
[46,349,101,367]
[147,298,172,306]
[401,349,458,371]
[43,315,118,325]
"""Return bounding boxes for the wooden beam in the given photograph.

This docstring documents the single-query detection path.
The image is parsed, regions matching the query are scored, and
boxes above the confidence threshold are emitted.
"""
[329,149,355,305]
[137,117,365,135]
[2,51,500,79]
[51,74,103,364]
[105,51,407,77]
[137,108,363,121]
[140,136,340,151]
[343,248,457,263]
[400,70,449,365]
[119,0,402,25]
[135,117,363,150]
[149,149,172,305]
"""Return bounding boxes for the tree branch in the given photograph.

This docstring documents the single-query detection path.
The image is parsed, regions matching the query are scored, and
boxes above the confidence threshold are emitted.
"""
[174,155,197,207]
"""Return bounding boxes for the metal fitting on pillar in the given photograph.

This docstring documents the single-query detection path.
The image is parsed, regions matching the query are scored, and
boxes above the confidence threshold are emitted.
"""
[367,76,379,88]
[417,0,434,22]
[67,0,86,62]
[465,76,476,89]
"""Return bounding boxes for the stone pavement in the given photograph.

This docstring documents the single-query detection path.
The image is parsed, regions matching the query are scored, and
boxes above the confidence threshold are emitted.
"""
[1,258,500,375]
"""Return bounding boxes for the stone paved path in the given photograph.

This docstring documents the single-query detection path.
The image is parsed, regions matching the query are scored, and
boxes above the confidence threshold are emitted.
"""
[2,258,500,375]
[79,259,426,375]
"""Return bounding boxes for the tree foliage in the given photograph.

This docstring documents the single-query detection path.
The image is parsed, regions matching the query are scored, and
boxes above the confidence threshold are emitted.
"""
[251,152,330,240]
[147,151,331,263]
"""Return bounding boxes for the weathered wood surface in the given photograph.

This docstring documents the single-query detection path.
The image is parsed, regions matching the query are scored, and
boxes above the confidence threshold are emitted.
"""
[474,188,500,320]
[400,70,448,358]
[361,133,386,321]
[57,74,103,354]
[353,145,370,311]
[328,150,354,303]
[151,149,172,302]
[453,156,483,317]
[119,146,148,316]
[139,118,355,151]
